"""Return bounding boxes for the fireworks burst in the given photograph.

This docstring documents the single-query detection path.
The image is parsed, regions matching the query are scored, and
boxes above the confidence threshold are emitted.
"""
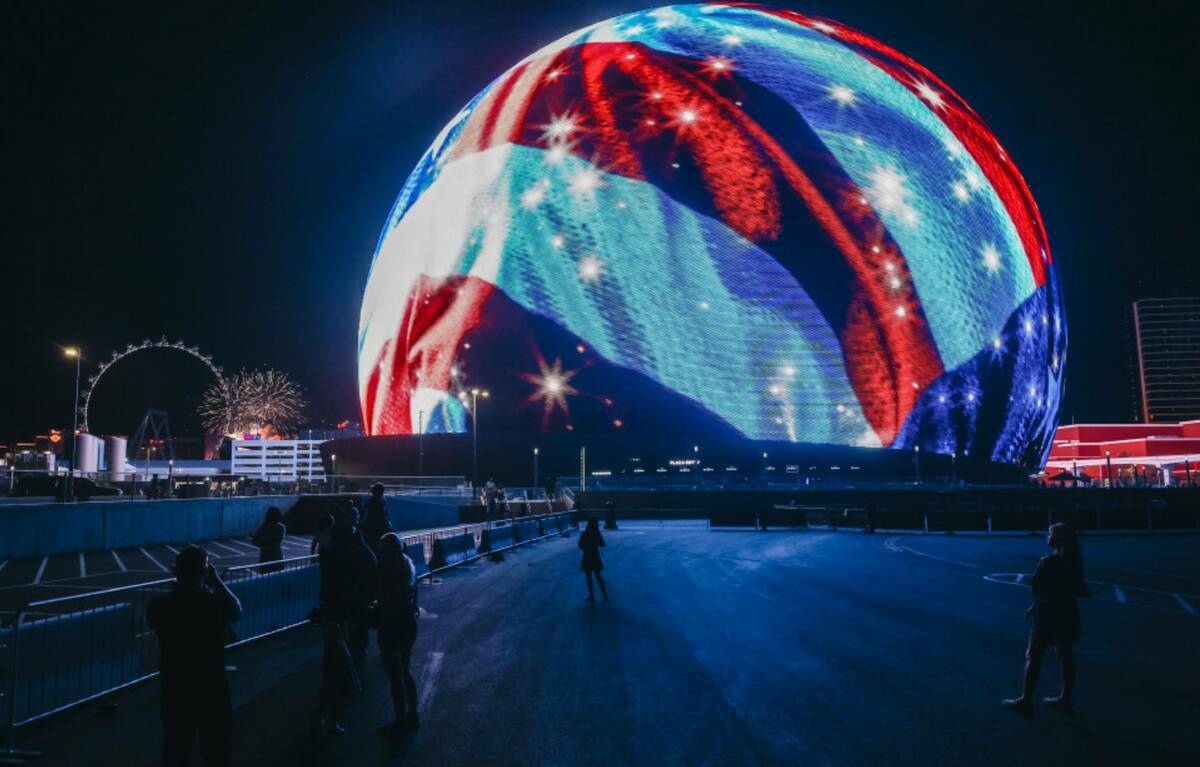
[198,369,307,437]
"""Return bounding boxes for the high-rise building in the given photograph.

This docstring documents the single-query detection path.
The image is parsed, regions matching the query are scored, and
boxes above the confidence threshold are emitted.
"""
[1133,297,1200,422]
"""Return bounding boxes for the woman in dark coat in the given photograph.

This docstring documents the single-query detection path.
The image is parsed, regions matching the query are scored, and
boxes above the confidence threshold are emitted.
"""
[251,506,286,573]
[375,533,419,735]
[1003,523,1090,713]
[578,518,608,601]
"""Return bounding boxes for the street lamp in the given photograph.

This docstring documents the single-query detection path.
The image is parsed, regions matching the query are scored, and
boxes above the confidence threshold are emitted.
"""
[950,451,957,485]
[1186,456,1193,487]
[1105,450,1114,489]
[167,458,174,497]
[470,388,489,496]
[417,409,424,486]
[913,445,921,484]
[331,453,337,494]
[533,446,540,491]
[64,347,81,503]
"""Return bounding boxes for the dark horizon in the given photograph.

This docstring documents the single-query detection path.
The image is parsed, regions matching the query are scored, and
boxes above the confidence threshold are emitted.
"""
[7,0,1198,442]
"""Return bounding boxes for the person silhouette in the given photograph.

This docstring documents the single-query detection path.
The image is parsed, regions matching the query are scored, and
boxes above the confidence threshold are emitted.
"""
[251,506,286,573]
[375,533,420,736]
[578,517,608,601]
[146,546,242,766]
[360,483,393,555]
[1003,523,1091,714]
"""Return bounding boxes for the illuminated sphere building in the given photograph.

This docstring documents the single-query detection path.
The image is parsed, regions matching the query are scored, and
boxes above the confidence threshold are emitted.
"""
[358,4,1066,471]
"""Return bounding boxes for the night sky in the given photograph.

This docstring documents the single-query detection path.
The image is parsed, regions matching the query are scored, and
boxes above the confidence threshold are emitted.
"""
[7,1,1198,442]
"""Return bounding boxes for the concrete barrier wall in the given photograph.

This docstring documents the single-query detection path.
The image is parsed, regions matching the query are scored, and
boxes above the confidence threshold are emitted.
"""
[0,496,299,559]
[384,496,463,531]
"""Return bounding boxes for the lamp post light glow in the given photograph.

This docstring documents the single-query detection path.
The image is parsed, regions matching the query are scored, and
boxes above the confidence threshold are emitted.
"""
[331,453,337,493]
[1105,450,1113,489]
[64,347,81,503]
[533,446,540,491]
[950,451,957,485]
[913,445,921,484]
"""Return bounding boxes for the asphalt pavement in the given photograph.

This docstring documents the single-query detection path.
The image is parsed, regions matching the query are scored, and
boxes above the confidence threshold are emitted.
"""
[14,526,1199,766]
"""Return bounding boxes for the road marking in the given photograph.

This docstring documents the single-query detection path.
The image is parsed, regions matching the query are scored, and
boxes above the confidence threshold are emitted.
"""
[207,540,242,555]
[1173,594,1197,615]
[225,539,259,553]
[33,556,48,585]
[165,544,180,555]
[140,547,169,572]
[79,552,87,578]
[884,537,983,570]
[0,560,7,574]
[1015,573,1025,584]
[111,550,127,572]
[418,651,445,712]
[1113,585,1127,604]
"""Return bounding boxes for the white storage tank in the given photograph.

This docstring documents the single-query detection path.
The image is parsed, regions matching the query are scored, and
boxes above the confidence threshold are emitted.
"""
[106,436,128,480]
[75,433,103,474]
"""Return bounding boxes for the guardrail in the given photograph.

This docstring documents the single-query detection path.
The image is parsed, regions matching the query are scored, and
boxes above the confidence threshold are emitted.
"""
[0,511,575,755]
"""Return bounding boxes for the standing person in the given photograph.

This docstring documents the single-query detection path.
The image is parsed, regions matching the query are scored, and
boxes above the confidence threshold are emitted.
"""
[338,503,378,678]
[1003,523,1091,714]
[578,517,608,602]
[484,478,497,521]
[146,546,242,767]
[360,483,393,554]
[311,511,335,556]
[315,522,359,736]
[375,533,420,736]
[251,506,286,573]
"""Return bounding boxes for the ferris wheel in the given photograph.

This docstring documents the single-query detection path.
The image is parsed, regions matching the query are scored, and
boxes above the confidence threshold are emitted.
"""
[80,337,228,434]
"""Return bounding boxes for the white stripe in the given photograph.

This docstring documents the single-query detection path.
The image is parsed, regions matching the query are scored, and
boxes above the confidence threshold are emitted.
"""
[206,540,242,555]
[1113,585,1127,604]
[1015,573,1025,584]
[0,560,8,574]
[111,550,127,572]
[165,544,180,555]
[139,547,169,573]
[1173,594,1196,615]
[78,551,87,578]
[33,556,48,585]
[418,651,446,712]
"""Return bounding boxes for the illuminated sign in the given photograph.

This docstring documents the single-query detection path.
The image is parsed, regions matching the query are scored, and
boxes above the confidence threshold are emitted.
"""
[358,4,1065,470]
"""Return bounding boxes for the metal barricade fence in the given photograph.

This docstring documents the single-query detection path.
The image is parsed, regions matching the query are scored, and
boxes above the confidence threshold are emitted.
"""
[1,511,573,747]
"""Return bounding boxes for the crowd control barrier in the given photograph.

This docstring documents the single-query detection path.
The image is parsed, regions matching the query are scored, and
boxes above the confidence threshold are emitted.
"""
[478,525,515,555]
[1,512,575,756]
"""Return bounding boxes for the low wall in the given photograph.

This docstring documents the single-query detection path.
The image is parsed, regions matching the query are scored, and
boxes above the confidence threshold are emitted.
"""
[384,495,464,532]
[0,496,299,559]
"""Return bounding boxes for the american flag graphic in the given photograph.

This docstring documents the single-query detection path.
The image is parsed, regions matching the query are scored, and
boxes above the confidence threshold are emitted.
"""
[359,3,1066,467]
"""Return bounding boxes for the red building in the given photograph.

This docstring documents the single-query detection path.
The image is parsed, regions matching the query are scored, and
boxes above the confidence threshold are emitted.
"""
[1046,421,1200,486]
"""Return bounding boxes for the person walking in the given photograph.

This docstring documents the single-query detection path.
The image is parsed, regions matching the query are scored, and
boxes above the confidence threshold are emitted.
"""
[375,533,420,736]
[578,517,608,601]
[146,546,242,766]
[1003,523,1091,714]
[360,483,393,554]
[251,506,286,573]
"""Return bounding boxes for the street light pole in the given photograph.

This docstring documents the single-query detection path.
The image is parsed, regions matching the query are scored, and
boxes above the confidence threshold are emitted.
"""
[417,409,424,487]
[470,389,489,498]
[913,445,921,484]
[65,347,81,503]
[950,451,957,485]
[533,446,539,492]
[1105,450,1114,489]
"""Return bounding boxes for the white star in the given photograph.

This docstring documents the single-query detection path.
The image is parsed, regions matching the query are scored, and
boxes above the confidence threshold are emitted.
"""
[679,108,698,124]
[578,256,603,282]
[698,300,710,310]
[544,141,572,165]
[829,84,856,106]
[993,336,1003,350]
[519,184,546,210]
[915,80,945,109]
[981,244,1002,273]
[812,21,836,33]
[1023,319,1034,335]
[721,33,743,46]
[568,165,603,196]
[550,234,565,249]
[951,182,970,202]
[894,306,908,318]
[707,56,733,73]
[780,365,796,377]
[624,24,644,36]
[545,67,566,83]
[865,166,918,225]
[542,113,578,142]
[888,275,903,290]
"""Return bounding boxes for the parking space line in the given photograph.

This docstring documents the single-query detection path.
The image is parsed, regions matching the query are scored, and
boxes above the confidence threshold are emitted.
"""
[111,550,127,572]
[207,541,242,555]
[33,556,48,585]
[79,552,87,578]
[224,539,259,553]
[1113,585,1127,604]
[165,544,180,555]
[285,535,311,546]
[1173,594,1196,615]
[140,547,169,572]
[0,560,7,574]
